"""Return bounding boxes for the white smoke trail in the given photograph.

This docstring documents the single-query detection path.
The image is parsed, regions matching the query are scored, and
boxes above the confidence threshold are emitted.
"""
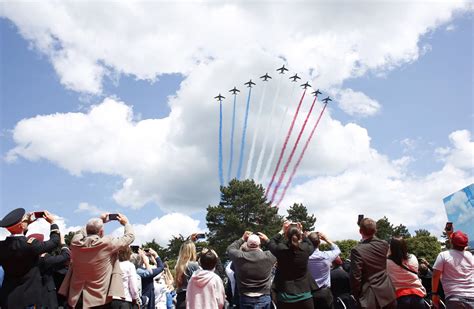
[244,83,268,179]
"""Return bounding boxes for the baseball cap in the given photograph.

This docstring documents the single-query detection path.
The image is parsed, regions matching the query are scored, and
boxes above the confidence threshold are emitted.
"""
[451,230,468,248]
[247,234,261,248]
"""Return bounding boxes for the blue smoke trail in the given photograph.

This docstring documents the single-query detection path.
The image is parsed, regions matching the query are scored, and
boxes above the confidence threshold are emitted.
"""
[236,87,252,179]
[227,94,237,182]
[218,100,224,187]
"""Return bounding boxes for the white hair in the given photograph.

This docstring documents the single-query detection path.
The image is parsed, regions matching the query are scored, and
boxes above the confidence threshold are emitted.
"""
[86,218,104,235]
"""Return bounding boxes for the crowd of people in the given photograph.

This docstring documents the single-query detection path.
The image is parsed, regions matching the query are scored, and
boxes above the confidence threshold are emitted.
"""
[0,208,473,309]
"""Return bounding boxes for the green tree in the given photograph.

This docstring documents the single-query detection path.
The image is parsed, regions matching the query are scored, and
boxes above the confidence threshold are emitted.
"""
[206,179,283,257]
[334,239,359,260]
[406,229,442,264]
[286,203,316,232]
[142,239,168,259]
[375,216,410,241]
[64,231,76,246]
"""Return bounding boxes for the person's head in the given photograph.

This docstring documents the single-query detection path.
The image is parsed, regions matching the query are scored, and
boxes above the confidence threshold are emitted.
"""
[130,253,143,269]
[1,208,29,235]
[118,246,133,262]
[451,230,468,251]
[175,240,197,287]
[308,232,321,249]
[389,236,408,266]
[199,248,218,270]
[247,234,261,250]
[286,226,302,249]
[359,217,376,238]
[86,218,104,237]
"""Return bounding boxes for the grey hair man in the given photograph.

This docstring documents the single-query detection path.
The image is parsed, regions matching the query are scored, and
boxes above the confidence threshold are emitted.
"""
[59,213,135,308]
[227,231,276,309]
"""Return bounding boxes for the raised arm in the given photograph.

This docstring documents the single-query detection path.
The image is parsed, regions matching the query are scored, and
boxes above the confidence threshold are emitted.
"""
[30,211,60,255]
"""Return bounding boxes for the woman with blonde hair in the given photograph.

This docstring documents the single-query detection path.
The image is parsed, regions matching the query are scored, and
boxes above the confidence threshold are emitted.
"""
[175,240,200,309]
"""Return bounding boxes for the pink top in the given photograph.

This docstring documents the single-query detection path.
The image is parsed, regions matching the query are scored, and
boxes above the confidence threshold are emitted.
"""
[386,254,426,297]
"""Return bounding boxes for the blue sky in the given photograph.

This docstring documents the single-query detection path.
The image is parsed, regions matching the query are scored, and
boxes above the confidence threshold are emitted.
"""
[1,3,472,243]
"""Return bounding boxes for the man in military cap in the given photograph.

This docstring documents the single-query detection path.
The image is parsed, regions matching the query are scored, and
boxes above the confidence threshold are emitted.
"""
[0,208,61,308]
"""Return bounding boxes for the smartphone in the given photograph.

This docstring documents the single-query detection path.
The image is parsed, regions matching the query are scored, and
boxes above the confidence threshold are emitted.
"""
[144,248,150,253]
[108,213,120,221]
[445,222,453,232]
[357,214,364,226]
[130,245,139,253]
[195,233,206,240]
[31,211,45,221]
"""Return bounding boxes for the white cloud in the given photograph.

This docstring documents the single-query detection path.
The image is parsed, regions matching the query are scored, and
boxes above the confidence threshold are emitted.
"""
[335,88,381,117]
[111,213,202,246]
[444,190,474,225]
[1,1,469,94]
[436,130,474,170]
[74,202,106,216]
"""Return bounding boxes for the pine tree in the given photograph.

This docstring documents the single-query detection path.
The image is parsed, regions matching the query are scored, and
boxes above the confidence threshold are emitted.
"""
[285,203,316,231]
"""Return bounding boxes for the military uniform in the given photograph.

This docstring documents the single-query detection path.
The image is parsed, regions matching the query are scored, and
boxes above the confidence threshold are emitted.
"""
[0,208,60,308]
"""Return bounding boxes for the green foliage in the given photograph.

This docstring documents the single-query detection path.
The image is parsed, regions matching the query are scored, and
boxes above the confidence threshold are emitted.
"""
[142,239,169,259]
[334,239,359,260]
[406,230,442,264]
[206,179,283,257]
[64,231,76,246]
[286,203,316,232]
[375,216,411,241]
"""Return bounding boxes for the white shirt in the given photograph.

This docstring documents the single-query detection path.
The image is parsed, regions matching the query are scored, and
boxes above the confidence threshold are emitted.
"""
[433,249,474,297]
[386,254,425,295]
[116,260,139,302]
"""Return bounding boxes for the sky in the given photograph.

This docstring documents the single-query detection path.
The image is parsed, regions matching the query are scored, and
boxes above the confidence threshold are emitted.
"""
[0,1,473,245]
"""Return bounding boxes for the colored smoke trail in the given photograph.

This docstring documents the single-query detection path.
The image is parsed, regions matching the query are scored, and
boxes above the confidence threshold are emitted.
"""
[218,100,224,187]
[236,88,253,180]
[262,82,297,185]
[270,94,318,203]
[265,89,307,199]
[245,84,267,179]
[227,94,237,182]
[276,102,328,207]
[254,75,282,182]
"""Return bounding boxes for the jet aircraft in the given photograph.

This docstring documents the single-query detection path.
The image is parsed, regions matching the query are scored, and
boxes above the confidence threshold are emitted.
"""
[260,73,272,81]
[312,89,322,97]
[277,65,289,74]
[245,79,256,88]
[301,82,311,89]
[289,74,301,82]
[229,87,240,95]
[214,93,225,101]
[322,96,332,103]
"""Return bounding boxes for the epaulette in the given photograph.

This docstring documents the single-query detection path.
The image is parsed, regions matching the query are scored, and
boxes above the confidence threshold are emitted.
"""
[27,237,36,244]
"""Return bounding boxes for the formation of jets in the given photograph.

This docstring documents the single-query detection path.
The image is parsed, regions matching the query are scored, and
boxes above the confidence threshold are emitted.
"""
[214,65,332,104]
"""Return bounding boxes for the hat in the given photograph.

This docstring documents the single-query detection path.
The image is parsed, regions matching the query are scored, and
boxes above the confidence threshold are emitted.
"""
[28,233,44,242]
[247,234,261,248]
[0,208,26,228]
[451,231,468,248]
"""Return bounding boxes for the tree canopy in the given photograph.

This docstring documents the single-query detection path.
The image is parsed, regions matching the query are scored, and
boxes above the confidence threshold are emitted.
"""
[206,179,283,257]
[285,203,317,232]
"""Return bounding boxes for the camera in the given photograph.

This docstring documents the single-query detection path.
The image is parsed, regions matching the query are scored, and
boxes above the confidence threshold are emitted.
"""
[108,214,120,221]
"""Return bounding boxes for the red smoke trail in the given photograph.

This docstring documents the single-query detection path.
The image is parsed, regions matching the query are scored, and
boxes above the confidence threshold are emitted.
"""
[265,89,307,199]
[275,101,328,207]
[270,94,318,204]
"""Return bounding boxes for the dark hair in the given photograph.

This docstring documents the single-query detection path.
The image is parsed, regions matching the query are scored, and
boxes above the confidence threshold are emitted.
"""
[388,237,408,266]
[308,232,320,248]
[199,249,218,270]
[286,227,301,250]
[360,218,376,236]
[118,246,132,262]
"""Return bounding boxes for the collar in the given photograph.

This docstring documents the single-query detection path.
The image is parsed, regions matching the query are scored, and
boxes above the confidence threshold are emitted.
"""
[8,234,25,237]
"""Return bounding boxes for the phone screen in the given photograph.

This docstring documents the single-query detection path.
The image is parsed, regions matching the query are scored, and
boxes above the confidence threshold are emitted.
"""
[108,214,119,221]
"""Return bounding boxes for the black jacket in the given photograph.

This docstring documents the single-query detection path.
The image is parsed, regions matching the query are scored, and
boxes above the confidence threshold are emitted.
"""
[38,246,71,308]
[268,233,318,295]
[0,224,60,308]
